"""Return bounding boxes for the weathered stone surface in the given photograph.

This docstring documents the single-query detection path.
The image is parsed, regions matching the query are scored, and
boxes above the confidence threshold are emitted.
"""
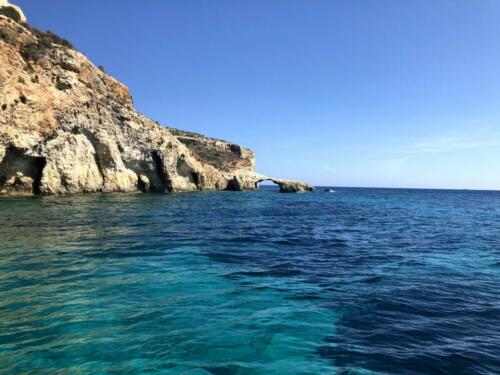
[0,14,313,196]
[272,179,316,193]
[0,1,26,24]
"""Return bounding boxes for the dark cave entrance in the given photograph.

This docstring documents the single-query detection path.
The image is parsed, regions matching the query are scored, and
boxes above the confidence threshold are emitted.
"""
[0,147,47,195]
[150,151,172,192]
[32,157,46,195]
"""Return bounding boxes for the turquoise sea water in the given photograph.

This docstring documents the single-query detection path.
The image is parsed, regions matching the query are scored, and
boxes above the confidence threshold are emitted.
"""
[1,187,500,374]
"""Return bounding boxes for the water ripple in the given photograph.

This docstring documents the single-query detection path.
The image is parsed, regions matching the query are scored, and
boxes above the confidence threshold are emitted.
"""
[1,188,500,374]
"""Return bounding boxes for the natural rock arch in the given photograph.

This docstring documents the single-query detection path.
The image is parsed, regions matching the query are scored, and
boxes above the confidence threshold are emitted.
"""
[256,178,315,193]
[225,174,314,193]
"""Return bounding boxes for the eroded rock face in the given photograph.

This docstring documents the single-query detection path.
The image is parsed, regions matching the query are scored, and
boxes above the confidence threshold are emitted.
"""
[0,15,312,195]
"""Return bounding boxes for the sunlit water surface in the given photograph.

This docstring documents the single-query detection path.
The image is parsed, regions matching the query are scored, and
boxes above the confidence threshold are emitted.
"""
[1,187,500,374]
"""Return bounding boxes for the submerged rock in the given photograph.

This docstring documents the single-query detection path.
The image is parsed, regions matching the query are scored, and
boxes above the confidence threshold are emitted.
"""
[0,9,312,195]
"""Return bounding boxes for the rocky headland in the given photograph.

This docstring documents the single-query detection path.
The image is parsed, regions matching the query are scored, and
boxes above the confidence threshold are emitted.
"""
[0,2,314,196]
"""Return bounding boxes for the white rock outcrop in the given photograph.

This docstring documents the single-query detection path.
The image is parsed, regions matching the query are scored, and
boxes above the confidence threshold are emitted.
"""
[0,1,26,23]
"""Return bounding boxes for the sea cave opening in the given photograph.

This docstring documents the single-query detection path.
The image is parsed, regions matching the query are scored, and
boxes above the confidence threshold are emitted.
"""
[257,179,280,191]
[0,147,46,195]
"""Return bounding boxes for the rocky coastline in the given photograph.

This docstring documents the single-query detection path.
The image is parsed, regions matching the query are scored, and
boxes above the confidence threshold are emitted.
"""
[0,4,314,196]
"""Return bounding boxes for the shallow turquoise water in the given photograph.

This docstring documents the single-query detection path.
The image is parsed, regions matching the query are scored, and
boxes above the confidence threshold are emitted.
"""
[1,188,500,374]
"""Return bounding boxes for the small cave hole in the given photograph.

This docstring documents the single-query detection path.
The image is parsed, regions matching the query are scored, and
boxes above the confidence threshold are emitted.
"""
[137,177,148,193]
[225,178,240,191]
[151,151,168,190]
[191,172,200,185]
[32,157,47,195]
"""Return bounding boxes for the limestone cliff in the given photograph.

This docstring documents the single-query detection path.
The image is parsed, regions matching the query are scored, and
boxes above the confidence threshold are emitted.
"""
[0,11,314,195]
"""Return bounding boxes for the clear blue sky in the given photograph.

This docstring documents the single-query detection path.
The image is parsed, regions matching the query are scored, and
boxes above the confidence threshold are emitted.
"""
[17,0,500,189]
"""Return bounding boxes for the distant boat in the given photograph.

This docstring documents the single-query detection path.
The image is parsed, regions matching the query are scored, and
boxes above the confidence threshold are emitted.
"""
[324,188,335,193]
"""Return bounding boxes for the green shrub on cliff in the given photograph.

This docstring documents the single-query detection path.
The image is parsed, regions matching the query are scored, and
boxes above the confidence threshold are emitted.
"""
[20,27,74,62]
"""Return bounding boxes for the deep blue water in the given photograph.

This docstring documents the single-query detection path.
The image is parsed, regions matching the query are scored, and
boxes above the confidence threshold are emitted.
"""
[1,187,500,374]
